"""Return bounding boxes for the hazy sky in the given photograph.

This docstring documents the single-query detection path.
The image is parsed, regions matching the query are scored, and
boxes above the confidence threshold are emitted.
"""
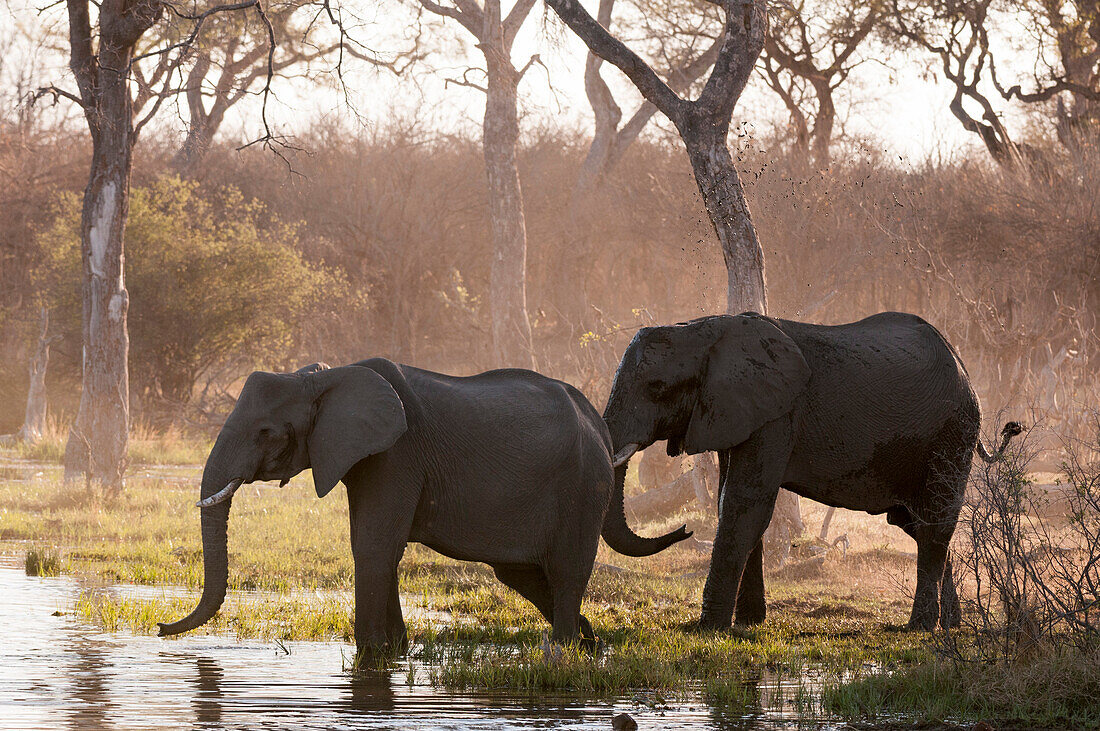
[2,0,1034,164]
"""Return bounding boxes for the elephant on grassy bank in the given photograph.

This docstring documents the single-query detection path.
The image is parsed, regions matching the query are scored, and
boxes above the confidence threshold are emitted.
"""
[604,312,1021,631]
[158,359,689,656]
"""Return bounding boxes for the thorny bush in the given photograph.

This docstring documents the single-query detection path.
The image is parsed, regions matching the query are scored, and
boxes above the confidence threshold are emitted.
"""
[941,420,1100,664]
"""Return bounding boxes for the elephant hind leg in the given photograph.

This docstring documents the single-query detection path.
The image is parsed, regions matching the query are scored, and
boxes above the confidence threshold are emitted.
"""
[902,523,950,630]
[940,555,960,629]
[492,565,596,646]
[892,450,967,631]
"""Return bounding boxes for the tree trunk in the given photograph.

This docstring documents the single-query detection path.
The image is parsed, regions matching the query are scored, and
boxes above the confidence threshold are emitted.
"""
[172,116,216,176]
[483,56,535,369]
[573,0,620,198]
[681,120,803,561]
[63,62,133,490]
[681,123,768,315]
[810,80,834,169]
[18,308,54,443]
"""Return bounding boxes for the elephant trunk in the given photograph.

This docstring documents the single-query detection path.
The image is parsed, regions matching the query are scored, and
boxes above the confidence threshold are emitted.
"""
[601,462,692,557]
[158,456,236,637]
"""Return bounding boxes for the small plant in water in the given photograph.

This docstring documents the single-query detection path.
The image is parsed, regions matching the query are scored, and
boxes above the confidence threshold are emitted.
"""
[25,547,62,577]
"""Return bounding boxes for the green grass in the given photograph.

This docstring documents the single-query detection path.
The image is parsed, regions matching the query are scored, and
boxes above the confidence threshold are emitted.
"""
[0,459,935,706]
[824,649,1100,729]
[11,455,1094,726]
[24,546,63,576]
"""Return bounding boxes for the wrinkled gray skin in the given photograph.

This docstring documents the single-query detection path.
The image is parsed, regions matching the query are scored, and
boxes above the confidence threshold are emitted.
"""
[158,359,689,656]
[604,312,1020,631]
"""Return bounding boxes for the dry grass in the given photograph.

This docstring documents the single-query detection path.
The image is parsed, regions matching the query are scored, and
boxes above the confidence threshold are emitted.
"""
[12,417,209,466]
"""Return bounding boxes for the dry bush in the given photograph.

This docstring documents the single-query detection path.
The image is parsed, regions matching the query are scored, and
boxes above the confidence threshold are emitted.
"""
[2,117,1098,436]
[940,421,1100,664]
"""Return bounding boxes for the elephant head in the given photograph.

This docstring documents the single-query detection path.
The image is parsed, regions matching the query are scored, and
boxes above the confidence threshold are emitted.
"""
[158,362,407,637]
[604,314,811,466]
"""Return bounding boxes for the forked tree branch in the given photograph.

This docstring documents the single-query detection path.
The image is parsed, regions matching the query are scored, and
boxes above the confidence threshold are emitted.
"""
[544,0,688,126]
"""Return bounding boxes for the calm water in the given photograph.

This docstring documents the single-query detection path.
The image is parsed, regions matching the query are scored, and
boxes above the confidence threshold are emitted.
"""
[0,560,851,730]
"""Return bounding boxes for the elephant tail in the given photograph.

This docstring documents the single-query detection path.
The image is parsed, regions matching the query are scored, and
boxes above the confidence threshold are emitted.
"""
[976,421,1024,463]
[602,463,692,557]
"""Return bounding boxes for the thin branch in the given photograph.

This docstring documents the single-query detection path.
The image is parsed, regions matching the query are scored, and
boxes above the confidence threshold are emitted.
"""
[29,83,86,108]
[515,52,543,80]
[444,66,489,93]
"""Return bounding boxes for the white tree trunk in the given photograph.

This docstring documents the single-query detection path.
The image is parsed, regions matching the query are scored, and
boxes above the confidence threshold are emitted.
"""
[63,62,133,490]
[18,308,54,443]
[483,55,535,369]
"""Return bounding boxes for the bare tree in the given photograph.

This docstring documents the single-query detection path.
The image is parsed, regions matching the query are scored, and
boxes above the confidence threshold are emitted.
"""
[166,4,417,175]
[33,0,280,489]
[547,0,767,312]
[574,0,723,194]
[415,0,540,368]
[891,0,1098,166]
[762,0,882,168]
[991,0,1099,152]
[546,0,808,553]
[890,0,1026,167]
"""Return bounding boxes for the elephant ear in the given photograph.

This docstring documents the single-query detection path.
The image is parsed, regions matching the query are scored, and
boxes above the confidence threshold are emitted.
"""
[306,365,407,498]
[683,315,810,454]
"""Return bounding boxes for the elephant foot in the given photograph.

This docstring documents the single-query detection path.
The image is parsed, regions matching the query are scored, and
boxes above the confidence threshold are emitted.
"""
[350,639,404,670]
[681,616,732,634]
[904,614,938,632]
[578,615,602,655]
[734,607,766,627]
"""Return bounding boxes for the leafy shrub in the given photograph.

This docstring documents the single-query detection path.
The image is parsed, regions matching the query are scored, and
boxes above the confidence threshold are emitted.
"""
[36,176,353,412]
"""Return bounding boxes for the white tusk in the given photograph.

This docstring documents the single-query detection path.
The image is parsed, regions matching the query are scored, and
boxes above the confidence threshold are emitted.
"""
[611,443,640,468]
[196,478,244,508]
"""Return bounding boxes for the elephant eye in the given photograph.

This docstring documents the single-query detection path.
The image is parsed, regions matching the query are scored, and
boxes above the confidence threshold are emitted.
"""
[648,380,671,397]
[257,427,287,447]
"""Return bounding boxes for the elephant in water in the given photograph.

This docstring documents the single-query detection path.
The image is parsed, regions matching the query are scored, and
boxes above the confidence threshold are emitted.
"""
[604,312,1021,631]
[158,359,689,657]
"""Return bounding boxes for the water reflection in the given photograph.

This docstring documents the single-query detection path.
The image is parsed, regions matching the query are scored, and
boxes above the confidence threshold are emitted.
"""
[190,655,224,727]
[344,670,397,714]
[0,561,844,729]
[68,639,113,730]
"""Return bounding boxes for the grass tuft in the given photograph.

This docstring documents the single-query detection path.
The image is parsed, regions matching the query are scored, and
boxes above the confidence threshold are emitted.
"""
[25,547,63,576]
[824,649,1100,729]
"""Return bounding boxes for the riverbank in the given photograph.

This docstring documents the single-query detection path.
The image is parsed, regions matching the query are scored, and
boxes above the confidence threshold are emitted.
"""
[3,452,1095,727]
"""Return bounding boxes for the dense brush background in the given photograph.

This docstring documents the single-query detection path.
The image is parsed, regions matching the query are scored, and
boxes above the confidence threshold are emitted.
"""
[2,117,1097,445]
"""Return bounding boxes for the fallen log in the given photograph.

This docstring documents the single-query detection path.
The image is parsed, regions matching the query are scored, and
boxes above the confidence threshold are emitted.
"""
[626,471,699,521]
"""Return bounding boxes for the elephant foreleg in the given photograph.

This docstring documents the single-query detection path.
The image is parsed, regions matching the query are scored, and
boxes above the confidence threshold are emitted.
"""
[386,576,408,652]
[734,539,766,626]
[347,483,416,660]
[698,418,793,630]
[351,555,403,658]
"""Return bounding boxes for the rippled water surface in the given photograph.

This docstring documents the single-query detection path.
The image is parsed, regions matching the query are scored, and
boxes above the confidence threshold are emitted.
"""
[0,562,848,729]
